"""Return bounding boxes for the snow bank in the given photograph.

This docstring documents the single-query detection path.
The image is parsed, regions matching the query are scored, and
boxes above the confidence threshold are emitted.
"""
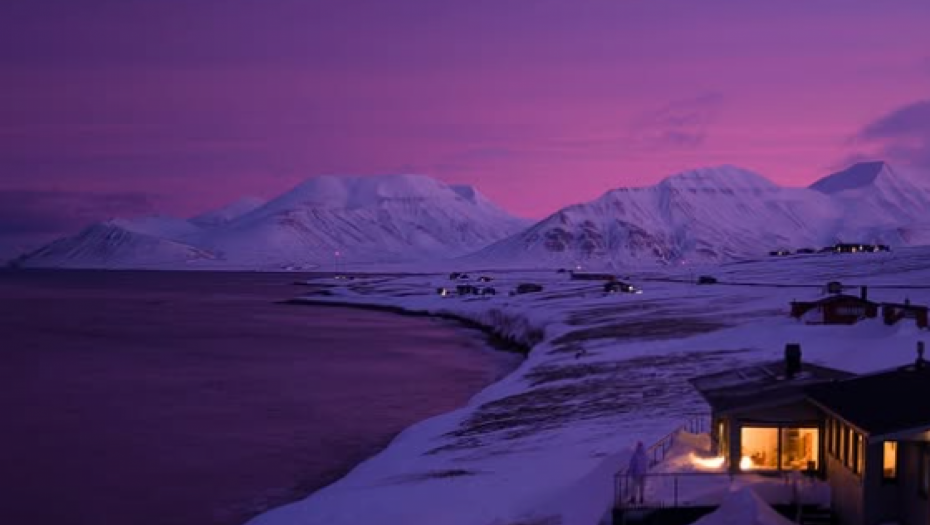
[250,249,930,525]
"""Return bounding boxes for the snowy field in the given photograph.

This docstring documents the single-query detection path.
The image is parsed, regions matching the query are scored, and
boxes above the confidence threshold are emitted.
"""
[249,247,930,525]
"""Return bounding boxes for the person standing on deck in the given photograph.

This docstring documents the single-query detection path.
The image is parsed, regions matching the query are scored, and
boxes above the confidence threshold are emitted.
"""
[627,441,649,504]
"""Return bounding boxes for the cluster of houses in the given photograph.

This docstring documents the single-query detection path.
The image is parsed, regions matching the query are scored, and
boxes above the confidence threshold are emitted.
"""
[439,273,548,297]
[790,285,928,329]
[681,343,930,525]
[770,243,892,257]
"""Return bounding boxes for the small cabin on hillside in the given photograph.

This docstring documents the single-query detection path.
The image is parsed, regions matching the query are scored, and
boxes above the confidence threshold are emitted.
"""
[456,284,479,296]
[806,348,930,525]
[514,283,544,295]
[790,293,879,325]
[882,301,929,329]
[690,344,853,474]
[570,271,616,281]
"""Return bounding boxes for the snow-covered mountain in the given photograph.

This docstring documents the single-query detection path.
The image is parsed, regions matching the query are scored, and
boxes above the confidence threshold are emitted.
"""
[466,163,930,269]
[12,175,529,270]
[189,197,265,228]
[10,221,215,269]
[197,175,530,268]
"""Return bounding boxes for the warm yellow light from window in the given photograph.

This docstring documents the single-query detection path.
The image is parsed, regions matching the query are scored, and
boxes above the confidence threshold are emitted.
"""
[690,454,725,470]
[740,456,755,470]
[884,441,898,479]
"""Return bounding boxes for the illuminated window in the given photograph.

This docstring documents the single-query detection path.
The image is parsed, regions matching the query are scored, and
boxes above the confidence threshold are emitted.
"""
[853,433,863,475]
[781,427,820,471]
[741,427,779,470]
[883,441,898,480]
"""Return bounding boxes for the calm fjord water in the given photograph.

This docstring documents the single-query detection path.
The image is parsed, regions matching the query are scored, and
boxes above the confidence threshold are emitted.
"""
[0,270,518,525]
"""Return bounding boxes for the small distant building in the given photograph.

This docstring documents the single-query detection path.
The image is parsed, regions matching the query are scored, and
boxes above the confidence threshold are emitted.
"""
[882,301,929,329]
[790,292,879,325]
[806,348,930,525]
[833,243,889,254]
[570,271,616,281]
[514,283,544,294]
[604,281,640,294]
[456,284,479,296]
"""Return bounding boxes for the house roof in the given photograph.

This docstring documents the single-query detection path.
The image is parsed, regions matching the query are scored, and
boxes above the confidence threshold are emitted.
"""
[806,361,930,437]
[881,302,928,311]
[790,294,878,307]
[690,360,853,415]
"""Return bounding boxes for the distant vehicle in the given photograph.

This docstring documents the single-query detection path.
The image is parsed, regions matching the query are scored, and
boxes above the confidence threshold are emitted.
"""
[514,283,544,295]
[437,287,453,297]
[697,275,718,285]
[334,274,356,280]
[556,268,569,274]
[604,281,642,294]
[449,272,471,280]
[769,250,791,257]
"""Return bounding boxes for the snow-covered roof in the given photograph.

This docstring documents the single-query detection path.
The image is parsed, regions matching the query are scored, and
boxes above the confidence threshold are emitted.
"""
[690,360,853,415]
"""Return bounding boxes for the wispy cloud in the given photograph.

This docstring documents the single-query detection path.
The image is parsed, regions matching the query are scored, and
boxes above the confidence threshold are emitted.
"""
[628,93,725,150]
[854,99,930,169]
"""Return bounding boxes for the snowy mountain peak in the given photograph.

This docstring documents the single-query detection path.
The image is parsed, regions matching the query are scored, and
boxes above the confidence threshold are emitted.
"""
[257,174,468,213]
[190,197,265,228]
[810,161,891,194]
[657,165,778,191]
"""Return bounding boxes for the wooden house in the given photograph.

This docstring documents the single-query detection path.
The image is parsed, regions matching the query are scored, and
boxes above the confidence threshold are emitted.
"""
[570,271,616,281]
[514,283,544,294]
[690,344,853,474]
[790,293,879,325]
[881,301,929,329]
[456,284,479,296]
[806,349,930,525]
[690,344,930,525]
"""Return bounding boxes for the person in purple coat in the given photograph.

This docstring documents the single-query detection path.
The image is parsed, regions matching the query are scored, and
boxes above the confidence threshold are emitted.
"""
[627,441,650,504]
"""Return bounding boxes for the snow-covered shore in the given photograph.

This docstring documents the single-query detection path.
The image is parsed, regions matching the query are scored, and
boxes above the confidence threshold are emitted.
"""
[249,249,930,525]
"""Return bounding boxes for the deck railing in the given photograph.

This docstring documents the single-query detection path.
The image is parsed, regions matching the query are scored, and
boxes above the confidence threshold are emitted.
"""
[614,471,797,510]
[643,414,710,468]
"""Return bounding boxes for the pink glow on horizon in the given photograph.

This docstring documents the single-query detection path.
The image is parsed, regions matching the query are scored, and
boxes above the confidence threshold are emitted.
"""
[2,1,930,226]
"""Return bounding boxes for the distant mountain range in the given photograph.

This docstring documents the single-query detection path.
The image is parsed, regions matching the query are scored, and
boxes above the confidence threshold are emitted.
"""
[10,162,930,270]
[468,161,930,268]
[11,175,530,270]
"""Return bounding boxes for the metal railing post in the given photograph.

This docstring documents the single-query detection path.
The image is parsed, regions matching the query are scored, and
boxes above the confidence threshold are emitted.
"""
[674,475,679,507]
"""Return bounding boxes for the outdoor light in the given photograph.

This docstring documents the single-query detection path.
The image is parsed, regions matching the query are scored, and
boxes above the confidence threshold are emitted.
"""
[690,453,725,470]
[739,456,754,471]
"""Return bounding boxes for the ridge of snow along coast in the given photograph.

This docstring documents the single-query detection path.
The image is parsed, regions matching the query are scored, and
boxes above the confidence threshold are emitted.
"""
[251,247,929,525]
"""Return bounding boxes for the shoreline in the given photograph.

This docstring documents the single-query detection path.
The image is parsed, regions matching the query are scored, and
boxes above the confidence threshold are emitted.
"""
[283,297,533,357]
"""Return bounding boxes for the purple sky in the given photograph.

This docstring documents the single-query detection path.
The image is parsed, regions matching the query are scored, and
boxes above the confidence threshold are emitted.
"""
[2,0,930,247]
